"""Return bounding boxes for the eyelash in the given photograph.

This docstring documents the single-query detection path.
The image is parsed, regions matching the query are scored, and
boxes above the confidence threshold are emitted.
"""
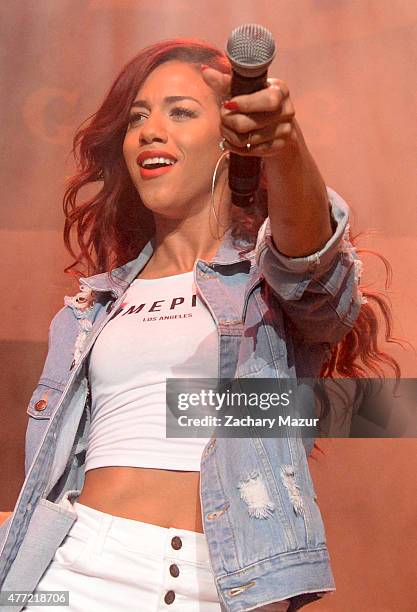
[127,107,198,127]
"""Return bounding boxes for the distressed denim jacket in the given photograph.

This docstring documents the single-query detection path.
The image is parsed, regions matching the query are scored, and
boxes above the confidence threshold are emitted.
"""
[0,187,362,611]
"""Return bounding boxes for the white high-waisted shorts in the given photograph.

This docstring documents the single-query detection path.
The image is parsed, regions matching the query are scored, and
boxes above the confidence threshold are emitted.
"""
[25,493,290,611]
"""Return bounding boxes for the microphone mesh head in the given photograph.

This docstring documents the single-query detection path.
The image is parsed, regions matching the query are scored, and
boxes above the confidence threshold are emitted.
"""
[226,24,276,74]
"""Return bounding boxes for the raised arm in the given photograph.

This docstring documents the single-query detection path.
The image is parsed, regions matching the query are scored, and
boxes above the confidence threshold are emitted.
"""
[202,69,363,344]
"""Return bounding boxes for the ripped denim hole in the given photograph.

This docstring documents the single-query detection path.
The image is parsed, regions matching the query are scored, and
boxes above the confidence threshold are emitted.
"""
[237,471,275,519]
[280,465,305,516]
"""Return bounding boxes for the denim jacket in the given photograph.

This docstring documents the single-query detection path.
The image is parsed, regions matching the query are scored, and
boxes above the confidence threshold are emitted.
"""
[0,187,362,611]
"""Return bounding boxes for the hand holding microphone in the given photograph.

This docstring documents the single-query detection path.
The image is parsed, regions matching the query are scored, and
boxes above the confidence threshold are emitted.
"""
[201,24,296,207]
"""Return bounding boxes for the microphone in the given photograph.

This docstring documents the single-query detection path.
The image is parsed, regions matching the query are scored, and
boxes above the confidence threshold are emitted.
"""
[225,24,276,208]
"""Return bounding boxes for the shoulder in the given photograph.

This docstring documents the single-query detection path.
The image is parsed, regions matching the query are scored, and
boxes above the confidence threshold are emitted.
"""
[42,283,105,383]
[49,305,77,334]
[49,282,98,333]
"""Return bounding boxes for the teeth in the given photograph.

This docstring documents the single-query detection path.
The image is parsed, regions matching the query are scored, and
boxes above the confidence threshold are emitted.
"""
[141,157,176,167]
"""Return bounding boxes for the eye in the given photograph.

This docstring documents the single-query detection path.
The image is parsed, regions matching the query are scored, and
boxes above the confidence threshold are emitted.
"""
[126,106,198,129]
[170,106,198,120]
[127,111,147,128]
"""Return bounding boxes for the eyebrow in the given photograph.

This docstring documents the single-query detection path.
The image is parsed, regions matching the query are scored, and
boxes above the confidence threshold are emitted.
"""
[130,95,203,110]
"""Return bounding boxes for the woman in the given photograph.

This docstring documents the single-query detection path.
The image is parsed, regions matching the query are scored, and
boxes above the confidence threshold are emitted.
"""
[0,39,396,611]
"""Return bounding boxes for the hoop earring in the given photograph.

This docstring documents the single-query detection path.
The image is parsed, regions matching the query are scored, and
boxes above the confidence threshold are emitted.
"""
[210,150,230,238]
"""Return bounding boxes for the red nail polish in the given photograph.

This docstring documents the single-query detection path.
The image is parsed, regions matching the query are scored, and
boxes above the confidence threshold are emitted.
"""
[223,100,240,111]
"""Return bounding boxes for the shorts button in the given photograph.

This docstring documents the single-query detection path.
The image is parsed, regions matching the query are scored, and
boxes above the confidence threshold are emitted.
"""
[34,399,47,411]
[164,590,175,604]
[169,563,179,578]
[171,536,182,550]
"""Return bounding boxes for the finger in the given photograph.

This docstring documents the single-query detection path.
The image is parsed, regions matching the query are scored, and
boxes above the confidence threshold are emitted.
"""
[221,100,295,133]
[200,66,231,99]
[221,137,290,157]
[221,122,294,149]
[250,138,290,156]
[224,80,289,114]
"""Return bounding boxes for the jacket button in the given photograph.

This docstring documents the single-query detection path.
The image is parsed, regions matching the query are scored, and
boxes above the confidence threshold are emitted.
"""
[169,563,179,578]
[170,536,182,550]
[164,590,175,604]
[34,399,47,411]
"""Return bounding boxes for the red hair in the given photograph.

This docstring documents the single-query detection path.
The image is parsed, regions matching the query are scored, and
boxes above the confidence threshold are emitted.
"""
[63,39,403,461]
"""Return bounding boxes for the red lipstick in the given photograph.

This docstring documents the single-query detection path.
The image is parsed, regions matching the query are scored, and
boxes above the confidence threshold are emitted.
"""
[136,149,178,180]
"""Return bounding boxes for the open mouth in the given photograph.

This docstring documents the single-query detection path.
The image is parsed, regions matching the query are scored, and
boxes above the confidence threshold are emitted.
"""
[139,157,177,170]
[137,156,178,179]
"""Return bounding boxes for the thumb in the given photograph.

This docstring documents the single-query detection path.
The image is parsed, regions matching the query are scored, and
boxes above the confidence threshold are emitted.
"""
[200,66,231,99]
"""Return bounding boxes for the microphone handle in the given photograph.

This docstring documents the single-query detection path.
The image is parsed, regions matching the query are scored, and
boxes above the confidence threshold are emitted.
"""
[230,70,268,97]
[229,70,268,208]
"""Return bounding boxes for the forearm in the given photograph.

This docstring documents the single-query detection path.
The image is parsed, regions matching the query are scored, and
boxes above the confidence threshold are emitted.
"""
[264,119,333,258]
[255,187,361,345]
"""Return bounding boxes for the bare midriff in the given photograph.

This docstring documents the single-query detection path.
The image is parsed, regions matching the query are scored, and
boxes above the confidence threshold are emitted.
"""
[77,466,204,533]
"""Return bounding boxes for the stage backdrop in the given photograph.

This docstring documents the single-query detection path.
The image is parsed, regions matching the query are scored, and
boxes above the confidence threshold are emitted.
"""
[1,1,416,609]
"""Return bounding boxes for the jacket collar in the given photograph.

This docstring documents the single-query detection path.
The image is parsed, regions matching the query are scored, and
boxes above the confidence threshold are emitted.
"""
[80,228,255,296]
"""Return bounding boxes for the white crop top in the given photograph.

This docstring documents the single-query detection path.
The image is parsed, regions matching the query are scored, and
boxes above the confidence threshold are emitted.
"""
[85,271,217,472]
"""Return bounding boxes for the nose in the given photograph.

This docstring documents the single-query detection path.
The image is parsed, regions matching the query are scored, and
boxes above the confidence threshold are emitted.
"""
[139,112,168,145]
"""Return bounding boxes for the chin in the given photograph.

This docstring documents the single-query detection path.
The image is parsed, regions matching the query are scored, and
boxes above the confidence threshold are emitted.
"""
[140,196,183,219]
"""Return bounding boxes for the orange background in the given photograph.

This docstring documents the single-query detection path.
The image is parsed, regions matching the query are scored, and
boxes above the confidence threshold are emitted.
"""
[1,1,416,609]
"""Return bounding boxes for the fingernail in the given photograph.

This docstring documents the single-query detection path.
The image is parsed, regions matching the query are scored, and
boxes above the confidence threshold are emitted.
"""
[200,64,210,71]
[223,100,240,111]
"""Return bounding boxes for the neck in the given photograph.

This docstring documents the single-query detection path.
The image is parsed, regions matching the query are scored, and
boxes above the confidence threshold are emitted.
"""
[147,179,231,274]
[151,211,229,273]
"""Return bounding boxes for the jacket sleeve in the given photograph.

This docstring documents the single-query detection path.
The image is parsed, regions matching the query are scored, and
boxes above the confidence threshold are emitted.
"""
[254,186,364,346]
